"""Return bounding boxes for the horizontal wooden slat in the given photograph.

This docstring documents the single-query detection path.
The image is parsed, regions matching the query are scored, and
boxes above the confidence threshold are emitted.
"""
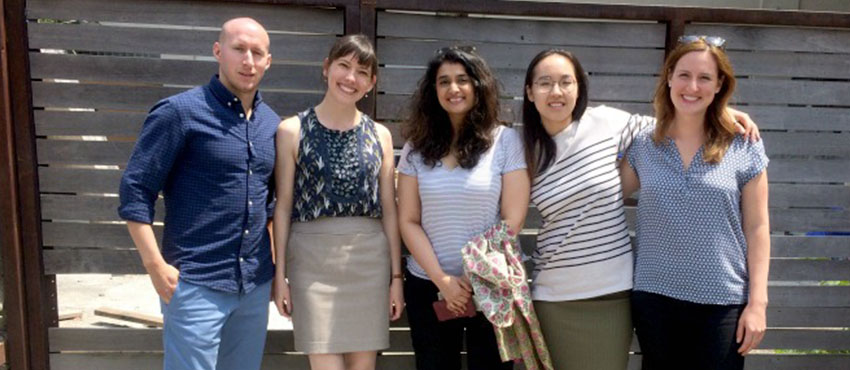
[49,326,850,354]
[767,307,850,327]
[519,235,850,259]
[37,140,134,166]
[378,67,657,99]
[769,184,850,209]
[26,0,343,34]
[39,167,124,194]
[771,236,850,258]
[729,50,850,79]
[43,353,850,370]
[378,11,666,47]
[770,286,850,308]
[735,78,850,106]
[769,208,850,233]
[686,24,850,53]
[42,222,161,248]
[49,353,418,370]
[31,81,322,116]
[40,194,163,222]
[28,23,337,61]
[35,110,147,137]
[761,329,850,350]
[760,132,850,157]
[737,105,850,132]
[769,159,850,183]
[44,249,144,274]
[525,206,850,233]
[377,38,664,73]
[30,53,325,91]
[768,259,850,281]
[747,355,850,370]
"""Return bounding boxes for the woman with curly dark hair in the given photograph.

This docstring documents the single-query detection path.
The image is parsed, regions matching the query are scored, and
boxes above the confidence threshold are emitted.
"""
[397,46,530,370]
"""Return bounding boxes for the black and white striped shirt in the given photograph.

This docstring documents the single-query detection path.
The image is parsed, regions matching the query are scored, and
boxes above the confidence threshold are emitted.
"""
[530,106,653,301]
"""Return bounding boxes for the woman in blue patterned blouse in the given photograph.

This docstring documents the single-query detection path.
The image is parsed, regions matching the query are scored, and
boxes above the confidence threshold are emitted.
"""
[272,35,404,370]
[620,37,770,370]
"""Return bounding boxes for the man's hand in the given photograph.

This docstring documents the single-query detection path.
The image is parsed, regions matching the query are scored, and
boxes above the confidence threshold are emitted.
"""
[146,261,179,304]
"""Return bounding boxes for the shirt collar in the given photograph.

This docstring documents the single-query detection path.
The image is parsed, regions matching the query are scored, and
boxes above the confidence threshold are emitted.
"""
[207,75,264,110]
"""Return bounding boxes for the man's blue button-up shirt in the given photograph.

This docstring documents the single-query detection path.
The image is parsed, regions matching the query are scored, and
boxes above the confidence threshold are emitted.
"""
[119,76,279,294]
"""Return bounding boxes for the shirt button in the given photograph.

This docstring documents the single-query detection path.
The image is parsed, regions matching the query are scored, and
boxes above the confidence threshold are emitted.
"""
[244,229,250,235]
[227,102,231,107]
[248,169,253,175]
[239,113,245,118]
[239,257,245,263]
[249,141,253,147]
[248,200,254,206]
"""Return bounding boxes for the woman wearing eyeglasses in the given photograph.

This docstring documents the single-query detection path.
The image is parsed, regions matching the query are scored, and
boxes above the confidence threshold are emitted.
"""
[620,37,769,370]
[521,47,761,370]
[397,46,530,370]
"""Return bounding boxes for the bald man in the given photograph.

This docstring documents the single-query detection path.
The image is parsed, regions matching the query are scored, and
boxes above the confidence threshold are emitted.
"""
[119,17,279,370]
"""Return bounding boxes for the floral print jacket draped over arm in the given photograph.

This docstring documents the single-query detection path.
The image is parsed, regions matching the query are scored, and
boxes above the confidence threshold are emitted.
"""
[462,221,554,370]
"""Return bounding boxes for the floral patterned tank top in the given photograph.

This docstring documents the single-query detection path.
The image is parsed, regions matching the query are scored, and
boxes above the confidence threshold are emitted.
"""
[291,107,383,222]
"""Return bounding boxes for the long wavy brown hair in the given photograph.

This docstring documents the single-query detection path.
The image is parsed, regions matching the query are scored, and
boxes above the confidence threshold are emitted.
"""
[402,47,500,169]
[653,39,737,163]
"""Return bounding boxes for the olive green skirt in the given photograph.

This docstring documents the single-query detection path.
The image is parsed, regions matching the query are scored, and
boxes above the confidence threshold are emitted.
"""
[534,291,633,370]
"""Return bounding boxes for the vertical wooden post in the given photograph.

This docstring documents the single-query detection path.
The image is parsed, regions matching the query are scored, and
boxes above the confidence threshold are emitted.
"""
[348,0,377,117]
[665,16,686,58]
[0,0,53,369]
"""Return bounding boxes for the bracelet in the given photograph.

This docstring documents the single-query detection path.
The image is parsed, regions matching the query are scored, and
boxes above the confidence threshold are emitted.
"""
[392,273,403,280]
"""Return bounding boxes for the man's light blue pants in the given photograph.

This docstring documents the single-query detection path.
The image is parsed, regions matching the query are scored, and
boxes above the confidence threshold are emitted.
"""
[161,279,271,370]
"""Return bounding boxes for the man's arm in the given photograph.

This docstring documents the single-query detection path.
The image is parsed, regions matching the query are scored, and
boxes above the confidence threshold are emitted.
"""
[119,99,185,303]
[127,221,179,303]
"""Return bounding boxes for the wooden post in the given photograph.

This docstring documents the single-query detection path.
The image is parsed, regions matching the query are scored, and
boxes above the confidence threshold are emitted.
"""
[347,0,377,117]
[0,0,53,369]
[665,16,686,59]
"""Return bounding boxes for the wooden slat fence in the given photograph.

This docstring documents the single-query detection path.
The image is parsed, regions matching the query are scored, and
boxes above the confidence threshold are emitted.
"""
[7,0,850,369]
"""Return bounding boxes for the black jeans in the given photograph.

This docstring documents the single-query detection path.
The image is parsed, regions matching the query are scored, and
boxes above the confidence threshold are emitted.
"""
[632,291,745,370]
[403,269,513,370]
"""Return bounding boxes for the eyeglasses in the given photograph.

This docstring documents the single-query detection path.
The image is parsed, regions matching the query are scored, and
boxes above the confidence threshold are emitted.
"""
[435,45,477,56]
[678,35,726,49]
[532,77,576,93]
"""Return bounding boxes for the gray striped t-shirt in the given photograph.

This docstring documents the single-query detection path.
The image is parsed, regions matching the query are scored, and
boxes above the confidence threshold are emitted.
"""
[398,126,527,279]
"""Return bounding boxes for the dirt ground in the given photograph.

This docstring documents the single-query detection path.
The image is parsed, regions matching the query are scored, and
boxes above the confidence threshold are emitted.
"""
[56,274,293,329]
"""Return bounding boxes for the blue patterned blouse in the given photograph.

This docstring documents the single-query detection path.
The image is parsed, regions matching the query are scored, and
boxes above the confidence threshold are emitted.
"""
[627,129,768,305]
[291,107,383,222]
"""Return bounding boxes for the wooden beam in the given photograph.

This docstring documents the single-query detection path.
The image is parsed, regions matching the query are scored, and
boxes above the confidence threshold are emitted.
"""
[1,0,51,369]
[375,0,850,29]
[1,0,34,368]
[94,307,163,328]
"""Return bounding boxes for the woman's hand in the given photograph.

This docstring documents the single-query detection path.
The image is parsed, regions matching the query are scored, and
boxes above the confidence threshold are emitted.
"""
[272,273,292,319]
[435,275,472,315]
[727,107,761,142]
[736,302,767,355]
[389,278,405,321]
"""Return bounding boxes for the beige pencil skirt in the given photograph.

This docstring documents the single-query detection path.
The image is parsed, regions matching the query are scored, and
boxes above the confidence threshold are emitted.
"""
[287,216,390,354]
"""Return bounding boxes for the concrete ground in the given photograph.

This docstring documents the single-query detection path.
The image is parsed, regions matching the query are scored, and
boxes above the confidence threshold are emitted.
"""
[56,274,293,329]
